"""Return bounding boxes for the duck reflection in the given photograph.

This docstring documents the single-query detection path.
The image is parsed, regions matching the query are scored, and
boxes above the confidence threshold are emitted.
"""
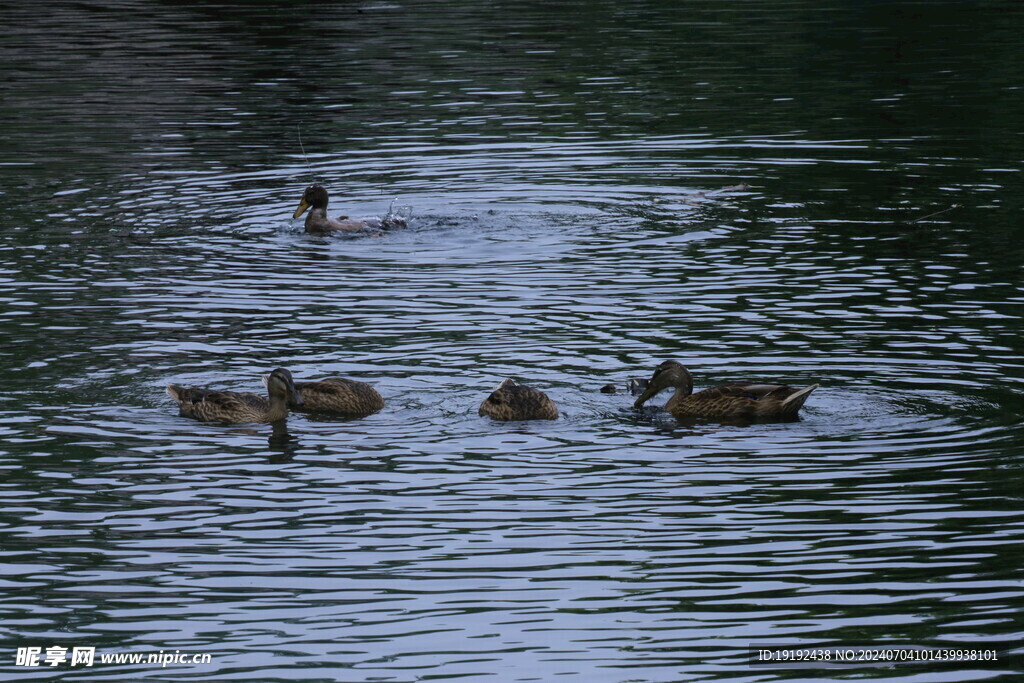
[268,421,299,463]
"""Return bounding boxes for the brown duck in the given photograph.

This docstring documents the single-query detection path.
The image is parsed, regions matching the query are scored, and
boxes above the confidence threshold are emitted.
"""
[293,183,405,233]
[167,368,303,424]
[479,378,559,421]
[633,360,818,421]
[267,373,384,417]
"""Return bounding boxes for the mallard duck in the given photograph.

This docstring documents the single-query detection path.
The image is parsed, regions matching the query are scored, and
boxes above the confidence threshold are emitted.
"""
[266,373,384,417]
[167,368,303,424]
[633,360,818,421]
[293,183,405,233]
[479,378,559,421]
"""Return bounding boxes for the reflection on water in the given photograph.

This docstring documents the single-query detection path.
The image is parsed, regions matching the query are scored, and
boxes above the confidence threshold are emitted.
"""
[1,0,1023,680]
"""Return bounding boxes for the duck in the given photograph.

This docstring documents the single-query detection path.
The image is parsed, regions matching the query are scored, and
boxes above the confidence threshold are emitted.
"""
[167,368,303,424]
[266,373,384,417]
[293,183,406,233]
[479,378,559,421]
[633,360,818,421]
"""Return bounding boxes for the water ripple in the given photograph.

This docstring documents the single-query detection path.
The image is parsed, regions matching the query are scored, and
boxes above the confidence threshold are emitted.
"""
[2,1,1023,679]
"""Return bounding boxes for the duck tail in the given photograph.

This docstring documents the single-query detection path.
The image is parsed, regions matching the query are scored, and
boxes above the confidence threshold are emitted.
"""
[166,384,184,401]
[781,383,819,412]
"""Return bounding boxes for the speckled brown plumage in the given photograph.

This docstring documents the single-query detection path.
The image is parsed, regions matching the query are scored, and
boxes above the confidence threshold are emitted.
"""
[633,360,818,421]
[293,183,406,233]
[287,376,385,417]
[479,378,559,421]
[167,368,303,424]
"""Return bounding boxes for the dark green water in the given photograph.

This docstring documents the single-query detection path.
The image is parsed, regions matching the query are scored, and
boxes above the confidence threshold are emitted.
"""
[1,1,1022,681]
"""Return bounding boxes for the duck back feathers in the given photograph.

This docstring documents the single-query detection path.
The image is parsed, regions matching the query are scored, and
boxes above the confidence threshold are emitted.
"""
[290,376,385,417]
[668,382,818,420]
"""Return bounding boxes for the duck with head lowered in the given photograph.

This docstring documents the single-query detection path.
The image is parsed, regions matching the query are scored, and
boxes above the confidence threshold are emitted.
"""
[479,378,559,421]
[633,360,818,421]
[293,183,406,234]
[167,368,304,424]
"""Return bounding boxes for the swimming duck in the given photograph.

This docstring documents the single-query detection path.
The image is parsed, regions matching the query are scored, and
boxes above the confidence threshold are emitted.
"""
[633,360,818,421]
[167,368,303,424]
[293,183,405,233]
[266,373,384,417]
[479,378,559,421]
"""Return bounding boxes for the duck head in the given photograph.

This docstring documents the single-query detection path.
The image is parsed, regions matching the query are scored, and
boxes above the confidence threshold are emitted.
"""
[264,368,304,408]
[633,360,693,408]
[293,184,330,219]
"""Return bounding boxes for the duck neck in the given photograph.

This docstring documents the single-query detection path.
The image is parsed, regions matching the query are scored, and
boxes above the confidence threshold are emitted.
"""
[664,372,693,411]
[302,207,324,231]
[265,395,289,423]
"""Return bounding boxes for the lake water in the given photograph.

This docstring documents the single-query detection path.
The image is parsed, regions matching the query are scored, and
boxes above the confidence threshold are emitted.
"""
[1,1,1022,681]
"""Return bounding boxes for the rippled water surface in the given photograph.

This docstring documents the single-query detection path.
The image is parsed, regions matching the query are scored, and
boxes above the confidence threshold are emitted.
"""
[2,1,1023,681]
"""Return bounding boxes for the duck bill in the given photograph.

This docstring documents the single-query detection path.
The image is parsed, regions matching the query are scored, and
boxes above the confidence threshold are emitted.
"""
[289,385,304,409]
[293,198,311,219]
[633,384,658,408]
